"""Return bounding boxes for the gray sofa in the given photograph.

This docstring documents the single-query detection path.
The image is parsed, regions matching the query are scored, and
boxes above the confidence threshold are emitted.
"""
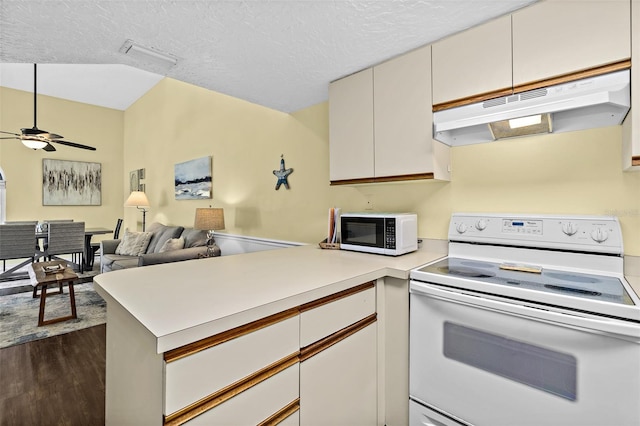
[100,222,220,273]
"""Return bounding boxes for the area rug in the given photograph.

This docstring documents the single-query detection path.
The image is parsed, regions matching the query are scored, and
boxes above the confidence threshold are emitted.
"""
[0,282,106,349]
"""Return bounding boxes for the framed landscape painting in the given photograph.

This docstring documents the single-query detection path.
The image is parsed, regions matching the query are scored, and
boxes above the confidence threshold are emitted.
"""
[175,156,212,200]
[43,159,102,205]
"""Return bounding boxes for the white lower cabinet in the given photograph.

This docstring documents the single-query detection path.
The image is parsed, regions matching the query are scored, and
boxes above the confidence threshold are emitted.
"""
[105,282,380,426]
[300,322,378,426]
[299,282,378,425]
[185,365,300,426]
[164,315,299,416]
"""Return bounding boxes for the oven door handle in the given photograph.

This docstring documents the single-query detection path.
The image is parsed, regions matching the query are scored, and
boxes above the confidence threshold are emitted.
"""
[411,282,640,341]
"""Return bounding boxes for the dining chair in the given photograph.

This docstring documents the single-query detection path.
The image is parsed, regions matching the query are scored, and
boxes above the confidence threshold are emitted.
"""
[39,219,74,252]
[89,218,123,269]
[45,221,85,273]
[0,222,38,278]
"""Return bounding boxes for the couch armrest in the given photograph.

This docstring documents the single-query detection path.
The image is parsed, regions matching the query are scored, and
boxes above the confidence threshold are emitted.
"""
[101,239,121,255]
[138,246,210,267]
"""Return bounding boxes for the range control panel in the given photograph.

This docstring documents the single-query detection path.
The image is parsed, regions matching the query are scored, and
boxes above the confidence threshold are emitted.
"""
[449,213,623,255]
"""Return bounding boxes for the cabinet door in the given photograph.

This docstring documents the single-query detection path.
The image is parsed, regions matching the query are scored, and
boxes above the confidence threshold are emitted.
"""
[329,68,374,181]
[432,15,512,106]
[300,323,377,426]
[623,0,640,170]
[512,0,630,86]
[374,45,436,177]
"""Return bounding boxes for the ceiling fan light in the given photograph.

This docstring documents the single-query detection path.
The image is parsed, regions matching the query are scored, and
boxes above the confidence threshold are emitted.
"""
[21,139,48,150]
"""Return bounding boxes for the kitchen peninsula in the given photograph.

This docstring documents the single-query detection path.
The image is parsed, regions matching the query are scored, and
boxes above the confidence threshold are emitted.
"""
[94,243,446,425]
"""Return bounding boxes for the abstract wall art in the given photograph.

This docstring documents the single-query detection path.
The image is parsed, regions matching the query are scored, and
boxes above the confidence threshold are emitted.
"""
[42,159,102,206]
[129,168,145,192]
[174,156,212,200]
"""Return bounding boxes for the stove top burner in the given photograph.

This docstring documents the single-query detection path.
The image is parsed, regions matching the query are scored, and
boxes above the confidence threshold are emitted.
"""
[437,266,495,278]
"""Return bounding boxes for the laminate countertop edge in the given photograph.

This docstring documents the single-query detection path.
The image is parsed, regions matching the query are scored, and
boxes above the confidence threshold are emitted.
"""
[94,244,446,353]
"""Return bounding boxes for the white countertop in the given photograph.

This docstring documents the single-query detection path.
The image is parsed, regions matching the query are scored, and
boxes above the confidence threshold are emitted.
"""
[94,244,445,353]
[627,275,640,298]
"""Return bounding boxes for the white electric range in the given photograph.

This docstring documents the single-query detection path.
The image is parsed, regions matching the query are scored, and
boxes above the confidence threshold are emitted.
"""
[409,213,640,426]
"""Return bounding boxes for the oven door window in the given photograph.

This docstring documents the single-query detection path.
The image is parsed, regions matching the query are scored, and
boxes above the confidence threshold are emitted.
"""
[342,218,384,248]
[443,322,577,401]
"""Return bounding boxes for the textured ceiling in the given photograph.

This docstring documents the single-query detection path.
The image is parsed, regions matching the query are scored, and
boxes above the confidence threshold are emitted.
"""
[0,0,537,112]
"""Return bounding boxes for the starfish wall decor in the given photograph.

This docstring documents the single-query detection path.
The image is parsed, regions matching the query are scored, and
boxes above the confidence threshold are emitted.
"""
[273,155,293,190]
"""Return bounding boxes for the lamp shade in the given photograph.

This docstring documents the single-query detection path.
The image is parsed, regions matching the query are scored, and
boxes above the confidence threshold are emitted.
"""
[124,191,150,207]
[194,208,225,231]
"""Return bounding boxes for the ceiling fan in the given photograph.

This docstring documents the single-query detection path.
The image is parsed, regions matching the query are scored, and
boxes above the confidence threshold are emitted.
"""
[0,64,96,152]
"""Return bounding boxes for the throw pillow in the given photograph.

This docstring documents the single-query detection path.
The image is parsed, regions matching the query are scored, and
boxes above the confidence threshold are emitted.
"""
[115,230,153,256]
[181,228,208,248]
[148,225,185,254]
[159,237,185,253]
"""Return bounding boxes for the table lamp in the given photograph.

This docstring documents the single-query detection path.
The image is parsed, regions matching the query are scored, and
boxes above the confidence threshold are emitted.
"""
[194,207,225,257]
[124,191,150,231]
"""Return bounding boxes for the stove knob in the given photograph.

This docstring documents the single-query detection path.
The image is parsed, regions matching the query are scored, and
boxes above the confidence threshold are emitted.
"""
[562,222,579,236]
[456,223,467,234]
[590,228,608,243]
[475,219,487,231]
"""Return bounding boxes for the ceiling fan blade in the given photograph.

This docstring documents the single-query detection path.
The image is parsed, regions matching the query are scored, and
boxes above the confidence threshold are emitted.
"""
[0,130,20,136]
[50,139,97,151]
[0,137,20,140]
[43,143,56,152]
[46,133,64,139]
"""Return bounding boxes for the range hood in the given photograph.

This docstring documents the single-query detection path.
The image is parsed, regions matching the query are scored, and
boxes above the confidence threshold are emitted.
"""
[433,69,630,146]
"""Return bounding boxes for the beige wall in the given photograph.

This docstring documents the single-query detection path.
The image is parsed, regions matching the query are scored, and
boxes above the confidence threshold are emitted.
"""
[0,87,124,236]
[2,77,638,256]
[123,78,365,241]
[125,78,640,255]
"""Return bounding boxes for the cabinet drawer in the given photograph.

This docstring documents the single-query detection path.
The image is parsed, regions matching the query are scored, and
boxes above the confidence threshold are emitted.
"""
[165,314,299,416]
[300,322,377,425]
[185,364,299,426]
[300,283,375,347]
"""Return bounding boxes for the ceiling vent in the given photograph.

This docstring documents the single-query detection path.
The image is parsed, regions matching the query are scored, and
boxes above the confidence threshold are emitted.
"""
[433,69,630,146]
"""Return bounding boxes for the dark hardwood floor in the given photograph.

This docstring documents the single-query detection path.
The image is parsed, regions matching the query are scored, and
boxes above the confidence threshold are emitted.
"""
[0,324,106,426]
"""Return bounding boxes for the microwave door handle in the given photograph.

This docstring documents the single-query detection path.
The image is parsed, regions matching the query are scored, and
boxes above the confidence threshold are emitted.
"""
[412,282,640,341]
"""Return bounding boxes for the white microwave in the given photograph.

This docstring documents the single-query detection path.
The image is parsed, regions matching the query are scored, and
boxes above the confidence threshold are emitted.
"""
[340,213,418,256]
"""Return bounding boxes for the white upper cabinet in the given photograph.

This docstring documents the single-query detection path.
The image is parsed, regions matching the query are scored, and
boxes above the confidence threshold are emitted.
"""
[374,45,448,178]
[329,68,374,182]
[622,0,640,170]
[432,15,513,107]
[512,0,630,86]
[329,45,450,184]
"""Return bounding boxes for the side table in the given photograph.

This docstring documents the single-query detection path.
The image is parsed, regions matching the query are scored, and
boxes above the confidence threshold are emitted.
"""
[27,260,78,327]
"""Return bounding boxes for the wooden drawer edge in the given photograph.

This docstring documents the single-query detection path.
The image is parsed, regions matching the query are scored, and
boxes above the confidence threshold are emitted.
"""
[300,314,377,362]
[165,308,299,363]
[299,281,374,313]
[164,352,300,425]
[258,398,300,426]
[330,173,434,186]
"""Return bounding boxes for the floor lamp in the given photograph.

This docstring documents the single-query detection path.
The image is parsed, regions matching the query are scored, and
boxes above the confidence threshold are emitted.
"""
[124,191,150,231]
